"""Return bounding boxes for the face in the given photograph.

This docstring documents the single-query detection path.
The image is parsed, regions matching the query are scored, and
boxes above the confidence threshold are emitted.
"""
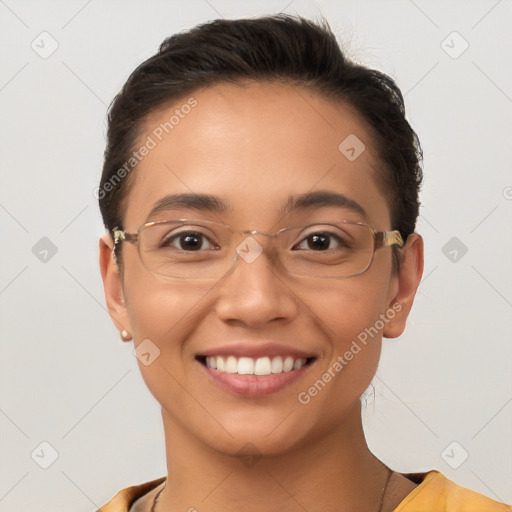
[101,81,422,457]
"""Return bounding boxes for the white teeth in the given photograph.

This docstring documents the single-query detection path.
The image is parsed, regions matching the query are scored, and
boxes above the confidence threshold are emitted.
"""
[283,356,294,372]
[225,356,238,374]
[238,357,254,375]
[254,356,271,376]
[203,355,310,375]
[271,356,283,373]
[293,358,306,370]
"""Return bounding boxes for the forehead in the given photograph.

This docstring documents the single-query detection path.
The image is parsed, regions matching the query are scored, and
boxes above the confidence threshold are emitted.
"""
[123,81,390,230]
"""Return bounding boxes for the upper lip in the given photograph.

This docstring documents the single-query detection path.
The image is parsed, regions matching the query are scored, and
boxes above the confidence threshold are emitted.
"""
[197,342,316,360]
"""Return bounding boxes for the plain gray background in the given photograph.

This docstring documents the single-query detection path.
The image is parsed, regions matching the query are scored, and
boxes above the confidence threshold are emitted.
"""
[1,0,511,510]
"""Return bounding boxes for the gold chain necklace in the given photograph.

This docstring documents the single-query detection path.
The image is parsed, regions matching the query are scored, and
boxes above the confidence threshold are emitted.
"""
[152,468,393,512]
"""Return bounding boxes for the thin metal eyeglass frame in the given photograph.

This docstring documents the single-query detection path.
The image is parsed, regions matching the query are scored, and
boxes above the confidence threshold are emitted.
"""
[112,218,404,279]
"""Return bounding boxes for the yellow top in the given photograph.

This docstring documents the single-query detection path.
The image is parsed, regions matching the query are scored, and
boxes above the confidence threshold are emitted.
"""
[97,470,512,511]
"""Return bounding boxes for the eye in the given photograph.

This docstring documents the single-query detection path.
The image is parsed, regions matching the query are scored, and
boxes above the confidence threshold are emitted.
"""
[162,230,217,251]
[294,231,349,251]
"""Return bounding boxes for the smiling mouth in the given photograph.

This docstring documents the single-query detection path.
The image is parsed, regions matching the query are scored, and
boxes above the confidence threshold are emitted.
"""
[195,355,316,376]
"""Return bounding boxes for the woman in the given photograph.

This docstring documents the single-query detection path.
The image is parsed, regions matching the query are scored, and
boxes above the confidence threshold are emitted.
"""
[97,15,511,512]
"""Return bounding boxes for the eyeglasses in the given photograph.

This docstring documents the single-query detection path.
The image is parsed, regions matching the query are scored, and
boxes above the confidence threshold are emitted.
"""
[112,218,404,280]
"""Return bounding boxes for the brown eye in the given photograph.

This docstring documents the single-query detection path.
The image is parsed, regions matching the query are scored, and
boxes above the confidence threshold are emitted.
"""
[295,232,347,251]
[162,231,215,251]
[305,233,330,250]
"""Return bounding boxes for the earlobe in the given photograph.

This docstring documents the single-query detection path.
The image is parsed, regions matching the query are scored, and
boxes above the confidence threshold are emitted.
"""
[99,233,133,341]
[383,233,424,339]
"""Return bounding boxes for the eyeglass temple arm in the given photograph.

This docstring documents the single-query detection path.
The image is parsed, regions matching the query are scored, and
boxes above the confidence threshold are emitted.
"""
[112,228,139,245]
[111,228,139,267]
[375,230,404,249]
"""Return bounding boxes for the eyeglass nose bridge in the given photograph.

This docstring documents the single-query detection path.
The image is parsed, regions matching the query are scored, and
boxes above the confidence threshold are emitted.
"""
[237,228,277,238]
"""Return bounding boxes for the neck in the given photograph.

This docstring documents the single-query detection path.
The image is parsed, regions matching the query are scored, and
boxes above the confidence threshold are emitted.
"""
[157,402,390,512]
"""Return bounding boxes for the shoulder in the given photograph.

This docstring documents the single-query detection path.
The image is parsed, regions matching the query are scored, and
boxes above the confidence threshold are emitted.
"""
[96,476,167,512]
[394,470,512,512]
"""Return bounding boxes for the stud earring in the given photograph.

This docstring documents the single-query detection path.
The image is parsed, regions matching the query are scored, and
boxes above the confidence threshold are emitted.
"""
[120,329,132,341]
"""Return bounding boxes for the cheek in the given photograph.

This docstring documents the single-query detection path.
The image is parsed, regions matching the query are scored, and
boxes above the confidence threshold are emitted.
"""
[307,276,389,349]
[296,278,388,412]
[122,249,199,336]
[124,276,213,416]
[123,257,212,362]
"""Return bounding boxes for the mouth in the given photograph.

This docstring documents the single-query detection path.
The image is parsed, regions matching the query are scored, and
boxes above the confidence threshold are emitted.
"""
[194,343,318,397]
[195,354,316,375]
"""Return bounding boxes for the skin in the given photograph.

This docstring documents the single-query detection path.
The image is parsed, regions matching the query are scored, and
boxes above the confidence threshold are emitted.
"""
[99,81,424,512]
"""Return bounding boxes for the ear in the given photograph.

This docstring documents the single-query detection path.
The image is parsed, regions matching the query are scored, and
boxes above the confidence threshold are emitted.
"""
[383,233,424,339]
[99,232,133,341]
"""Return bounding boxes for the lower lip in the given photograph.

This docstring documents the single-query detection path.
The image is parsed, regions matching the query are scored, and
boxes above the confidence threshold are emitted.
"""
[197,360,314,397]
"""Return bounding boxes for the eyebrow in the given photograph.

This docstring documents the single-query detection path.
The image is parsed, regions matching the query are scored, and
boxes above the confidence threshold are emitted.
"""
[146,193,229,221]
[282,190,367,218]
[146,190,366,222]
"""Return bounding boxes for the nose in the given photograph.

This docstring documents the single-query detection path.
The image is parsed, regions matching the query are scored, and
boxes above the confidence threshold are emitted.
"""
[214,236,299,328]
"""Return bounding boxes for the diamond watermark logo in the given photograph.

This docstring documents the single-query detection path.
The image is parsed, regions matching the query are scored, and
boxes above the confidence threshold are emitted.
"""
[236,237,263,264]
[441,441,469,469]
[338,134,366,161]
[237,442,262,468]
[31,31,59,59]
[32,237,58,263]
[134,338,161,366]
[442,237,468,263]
[31,441,59,469]
[441,31,469,60]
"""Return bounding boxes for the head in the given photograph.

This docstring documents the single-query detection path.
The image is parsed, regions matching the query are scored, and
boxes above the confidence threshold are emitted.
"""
[99,15,423,458]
